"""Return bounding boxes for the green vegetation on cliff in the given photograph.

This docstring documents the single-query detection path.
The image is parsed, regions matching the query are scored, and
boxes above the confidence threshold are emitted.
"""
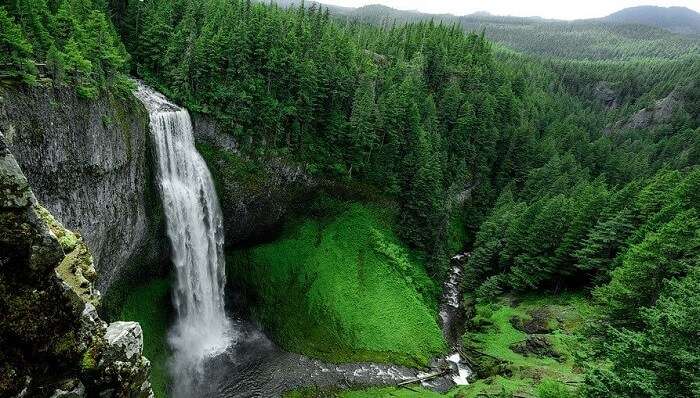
[118,278,171,398]
[4,0,698,396]
[227,201,446,366]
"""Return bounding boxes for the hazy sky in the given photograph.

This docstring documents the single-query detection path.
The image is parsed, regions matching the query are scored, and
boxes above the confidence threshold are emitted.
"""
[320,0,700,20]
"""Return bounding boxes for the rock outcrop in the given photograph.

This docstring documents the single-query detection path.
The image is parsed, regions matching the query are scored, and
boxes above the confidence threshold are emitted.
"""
[191,112,315,246]
[0,85,167,291]
[621,88,684,130]
[593,81,620,110]
[0,132,153,397]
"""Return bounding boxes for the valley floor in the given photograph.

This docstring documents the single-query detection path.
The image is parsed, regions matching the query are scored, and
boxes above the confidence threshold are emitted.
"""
[114,197,594,398]
[286,292,592,398]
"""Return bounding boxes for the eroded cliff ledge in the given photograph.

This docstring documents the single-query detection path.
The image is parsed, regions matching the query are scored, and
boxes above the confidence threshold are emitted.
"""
[0,86,167,291]
[0,132,153,397]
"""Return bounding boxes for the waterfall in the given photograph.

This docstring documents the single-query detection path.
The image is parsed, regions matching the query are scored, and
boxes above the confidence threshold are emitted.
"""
[134,82,232,396]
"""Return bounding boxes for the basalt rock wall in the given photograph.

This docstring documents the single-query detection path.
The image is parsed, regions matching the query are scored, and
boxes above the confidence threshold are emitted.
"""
[0,85,168,291]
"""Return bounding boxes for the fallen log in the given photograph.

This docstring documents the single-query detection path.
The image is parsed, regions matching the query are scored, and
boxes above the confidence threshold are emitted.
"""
[397,369,450,387]
[456,346,479,369]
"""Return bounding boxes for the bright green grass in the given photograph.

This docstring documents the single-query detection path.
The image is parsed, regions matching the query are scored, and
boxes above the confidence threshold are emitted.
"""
[339,387,462,398]
[460,376,536,398]
[227,202,446,366]
[466,292,593,396]
[118,278,172,398]
[286,293,591,398]
[285,386,469,398]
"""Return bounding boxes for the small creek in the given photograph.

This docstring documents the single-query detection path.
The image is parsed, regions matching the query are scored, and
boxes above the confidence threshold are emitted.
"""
[192,253,473,397]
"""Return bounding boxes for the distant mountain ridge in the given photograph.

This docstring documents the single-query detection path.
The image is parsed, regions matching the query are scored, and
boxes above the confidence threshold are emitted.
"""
[602,6,700,35]
[261,1,700,60]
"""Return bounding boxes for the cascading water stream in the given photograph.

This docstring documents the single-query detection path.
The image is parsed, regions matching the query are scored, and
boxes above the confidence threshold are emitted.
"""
[134,82,233,396]
[133,82,473,396]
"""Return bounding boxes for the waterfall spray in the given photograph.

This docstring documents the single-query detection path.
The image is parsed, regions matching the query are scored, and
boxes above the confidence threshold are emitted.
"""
[135,82,232,396]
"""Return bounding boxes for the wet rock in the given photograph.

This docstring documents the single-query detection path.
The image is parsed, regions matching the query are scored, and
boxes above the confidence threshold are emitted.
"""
[510,335,561,360]
[104,322,143,361]
[50,380,86,398]
[0,141,33,208]
[191,112,238,153]
[0,86,168,291]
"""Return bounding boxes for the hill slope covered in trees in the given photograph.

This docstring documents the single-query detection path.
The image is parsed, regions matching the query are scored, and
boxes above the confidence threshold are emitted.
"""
[325,3,700,60]
[602,5,700,35]
[1,0,698,397]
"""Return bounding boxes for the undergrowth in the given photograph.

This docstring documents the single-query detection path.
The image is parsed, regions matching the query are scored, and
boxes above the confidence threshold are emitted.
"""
[227,200,446,366]
[464,292,593,397]
[118,278,172,398]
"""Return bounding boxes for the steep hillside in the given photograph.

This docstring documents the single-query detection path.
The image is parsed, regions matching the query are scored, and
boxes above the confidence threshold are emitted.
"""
[602,6,700,35]
[329,4,700,60]
[227,201,446,366]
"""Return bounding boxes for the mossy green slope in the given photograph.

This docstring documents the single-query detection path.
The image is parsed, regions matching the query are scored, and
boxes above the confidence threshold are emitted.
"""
[118,278,172,398]
[465,293,592,397]
[227,202,446,366]
[285,386,460,398]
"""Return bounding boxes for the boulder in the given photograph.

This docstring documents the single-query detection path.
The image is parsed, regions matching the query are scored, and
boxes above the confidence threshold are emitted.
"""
[510,335,561,360]
[509,308,552,334]
[104,322,144,362]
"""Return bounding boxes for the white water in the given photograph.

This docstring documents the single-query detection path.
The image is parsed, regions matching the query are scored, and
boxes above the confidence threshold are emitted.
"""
[439,253,473,386]
[134,83,232,396]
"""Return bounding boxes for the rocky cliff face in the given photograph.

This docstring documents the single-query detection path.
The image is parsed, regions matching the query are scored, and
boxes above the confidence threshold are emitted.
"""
[593,81,620,110]
[191,112,315,247]
[0,86,167,291]
[0,132,152,398]
[622,88,684,130]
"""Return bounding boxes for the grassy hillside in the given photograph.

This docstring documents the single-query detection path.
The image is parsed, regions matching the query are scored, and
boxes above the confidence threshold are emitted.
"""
[286,292,592,397]
[118,278,172,398]
[227,200,446,366]
[464,293,592,396]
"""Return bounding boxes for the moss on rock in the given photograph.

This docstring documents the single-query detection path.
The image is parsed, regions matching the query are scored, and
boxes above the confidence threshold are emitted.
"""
[35,204,101,307]
[0,132,153,397]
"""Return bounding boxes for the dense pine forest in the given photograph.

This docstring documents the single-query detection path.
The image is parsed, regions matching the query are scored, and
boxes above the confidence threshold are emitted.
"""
[334,4,700,60]
[1,0,698,397]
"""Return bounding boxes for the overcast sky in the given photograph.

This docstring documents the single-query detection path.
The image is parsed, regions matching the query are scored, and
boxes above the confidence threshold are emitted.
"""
[320,0,700,20]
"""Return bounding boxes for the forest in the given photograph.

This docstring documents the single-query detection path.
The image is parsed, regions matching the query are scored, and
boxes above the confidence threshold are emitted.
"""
[0,0,698,397]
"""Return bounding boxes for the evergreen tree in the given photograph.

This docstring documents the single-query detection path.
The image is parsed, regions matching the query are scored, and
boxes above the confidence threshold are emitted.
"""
[0,6,35,81]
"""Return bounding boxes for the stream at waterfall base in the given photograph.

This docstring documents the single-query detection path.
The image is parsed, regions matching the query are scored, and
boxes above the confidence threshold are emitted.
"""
[135,81,471,397]
[186,255,473,398]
